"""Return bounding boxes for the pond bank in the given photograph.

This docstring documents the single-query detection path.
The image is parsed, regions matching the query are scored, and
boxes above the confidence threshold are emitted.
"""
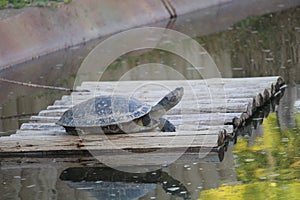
[1,0,299,70]
[0,0,232,69]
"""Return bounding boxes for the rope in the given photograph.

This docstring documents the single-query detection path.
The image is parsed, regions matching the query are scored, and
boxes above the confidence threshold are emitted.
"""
[0,77,89,92]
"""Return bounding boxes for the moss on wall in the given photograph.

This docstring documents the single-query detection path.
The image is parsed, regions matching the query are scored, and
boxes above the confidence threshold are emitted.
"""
[0,0,71,9]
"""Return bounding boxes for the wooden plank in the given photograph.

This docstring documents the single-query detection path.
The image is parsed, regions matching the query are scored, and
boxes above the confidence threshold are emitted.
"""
[47,98,254,109]
[16,125,232,137]
[38,103,249,116]
[19,122,232,132]
[74,86,274,96]
[30,115,60,123]
[0,134,218,154]
[28,113,239,126]
[66,88,273,99]
[35,112,236,121]
[78,77,279,88]
[73,78,278,97]
[0,76,286,163]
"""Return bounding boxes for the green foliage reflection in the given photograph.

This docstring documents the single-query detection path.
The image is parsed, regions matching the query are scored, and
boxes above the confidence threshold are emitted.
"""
[200,113,300,199]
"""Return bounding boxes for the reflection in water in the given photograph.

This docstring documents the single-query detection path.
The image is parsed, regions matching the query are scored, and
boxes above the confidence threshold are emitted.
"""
[0,157,236,200]
[0,90,68,135]
[0,3,299,200]
[60,167,191,200]
[0,46,88,134]
[278,85,298,129]
[103,7,299,83]
[203,114,300,199]
[199,85,300,199]
[63,181,156,200]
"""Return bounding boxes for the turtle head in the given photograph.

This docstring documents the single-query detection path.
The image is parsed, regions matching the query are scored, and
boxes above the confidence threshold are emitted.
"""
[155,87,184,111]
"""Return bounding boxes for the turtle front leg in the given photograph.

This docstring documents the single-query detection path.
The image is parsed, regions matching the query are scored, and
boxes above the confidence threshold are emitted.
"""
[159,118,176,132]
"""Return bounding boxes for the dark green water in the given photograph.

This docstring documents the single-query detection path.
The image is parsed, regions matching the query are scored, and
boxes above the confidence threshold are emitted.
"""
[0,2,299,200]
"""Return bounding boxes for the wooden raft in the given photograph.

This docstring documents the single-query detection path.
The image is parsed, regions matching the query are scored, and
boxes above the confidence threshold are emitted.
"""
[0,77,286,164]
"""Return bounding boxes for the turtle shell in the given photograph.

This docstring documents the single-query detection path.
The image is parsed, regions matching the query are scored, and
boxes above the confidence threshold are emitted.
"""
[57,96,152,127]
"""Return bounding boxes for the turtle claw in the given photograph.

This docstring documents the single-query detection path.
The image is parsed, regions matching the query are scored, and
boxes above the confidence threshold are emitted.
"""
[159,118,176,132]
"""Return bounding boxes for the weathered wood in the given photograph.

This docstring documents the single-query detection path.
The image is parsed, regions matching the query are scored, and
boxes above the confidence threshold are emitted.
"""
[38,103,250,116]
[30,112,242,124]
[224,77,286,144]
[61,88,274,100]
[19,122,233,132]
[0,77,286,163]
[16,124,233,137]
[28,113,239,127]
[48,98,254,109]
[0,133,220,165]
[77,77,279,88]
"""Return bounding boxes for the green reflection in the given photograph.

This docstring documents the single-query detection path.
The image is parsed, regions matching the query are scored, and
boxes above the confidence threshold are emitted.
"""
[102,7,299,83]
[200,181,300,200]
[199,113,300,199]
[196,7,299,82]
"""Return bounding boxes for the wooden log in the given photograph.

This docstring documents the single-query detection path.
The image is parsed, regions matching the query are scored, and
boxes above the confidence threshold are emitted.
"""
[17,122,232,136]
[71,86,273,95]
[30,115,60,123]
[29,113,241,129]
[225,77,286,140]
[66,88,274,99]
[0,133,219,156]
[77,77,279,89]
[39,103,249,116]
[28,113,239,126]
[47,98,254,109]
[0,77,285,163]
[19,122,232,132]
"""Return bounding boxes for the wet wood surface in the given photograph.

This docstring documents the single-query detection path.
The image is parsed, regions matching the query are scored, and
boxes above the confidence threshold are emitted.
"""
[0,77,286,163]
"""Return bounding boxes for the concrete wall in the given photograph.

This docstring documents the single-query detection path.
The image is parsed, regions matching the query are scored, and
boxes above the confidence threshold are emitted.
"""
[0,0,231,69]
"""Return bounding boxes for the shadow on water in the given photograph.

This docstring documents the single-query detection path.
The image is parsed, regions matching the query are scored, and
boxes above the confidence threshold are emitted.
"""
[60,167,191,200]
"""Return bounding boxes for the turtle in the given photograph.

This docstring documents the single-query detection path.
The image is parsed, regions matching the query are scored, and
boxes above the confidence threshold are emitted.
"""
[56,87,184,134]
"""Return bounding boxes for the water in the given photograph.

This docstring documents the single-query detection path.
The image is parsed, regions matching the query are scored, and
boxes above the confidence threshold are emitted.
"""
[0,2,300,200]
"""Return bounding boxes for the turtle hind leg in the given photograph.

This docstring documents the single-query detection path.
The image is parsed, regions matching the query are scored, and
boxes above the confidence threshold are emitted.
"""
[141,114,151,126]
[64,127,78,135]
[159,118,176,132]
